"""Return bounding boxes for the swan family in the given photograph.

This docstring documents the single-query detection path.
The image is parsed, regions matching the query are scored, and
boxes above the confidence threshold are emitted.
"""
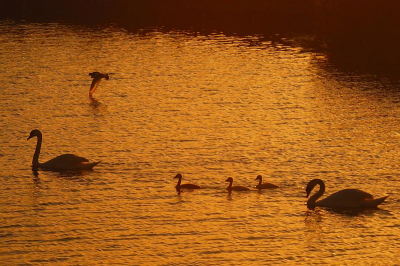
[173,174,388,209]
[25,72,389,210]
[26,128,388,209]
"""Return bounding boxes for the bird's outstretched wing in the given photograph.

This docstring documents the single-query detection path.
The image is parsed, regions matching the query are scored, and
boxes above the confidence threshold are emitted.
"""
[89,76,103,95]
[89,72,101,79]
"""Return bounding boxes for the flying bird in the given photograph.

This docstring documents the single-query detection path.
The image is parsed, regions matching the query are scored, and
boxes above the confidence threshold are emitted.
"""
[89,72,109,97]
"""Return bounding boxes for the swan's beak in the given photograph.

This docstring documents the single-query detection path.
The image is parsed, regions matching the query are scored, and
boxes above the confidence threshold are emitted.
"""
[27,135,32,140]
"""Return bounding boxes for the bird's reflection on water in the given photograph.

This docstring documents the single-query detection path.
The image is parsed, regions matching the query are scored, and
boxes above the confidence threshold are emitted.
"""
[32,168,42,189]
[305,205,391,218]
[226,191,233,201]
[89,96,108,115]
[32,167,39,178]
[89,95,102,108]
[31,167,93,180]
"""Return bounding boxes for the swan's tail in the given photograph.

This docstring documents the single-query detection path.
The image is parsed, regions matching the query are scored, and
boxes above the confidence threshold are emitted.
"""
[363,196,388,208]
[80,161,101,170]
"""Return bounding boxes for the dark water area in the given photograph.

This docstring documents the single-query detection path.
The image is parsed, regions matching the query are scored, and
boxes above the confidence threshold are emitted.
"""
[1,0,400,77]
[318,1,400,77]
[1,0,315,33]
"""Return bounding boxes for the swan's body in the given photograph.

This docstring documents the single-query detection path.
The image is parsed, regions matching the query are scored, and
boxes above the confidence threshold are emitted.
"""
[89,72,109,97]
[255,175,279,189]
[226,177,250,192]
[27,129,100,171]
[306,179,388,208]
[174,174,201,191]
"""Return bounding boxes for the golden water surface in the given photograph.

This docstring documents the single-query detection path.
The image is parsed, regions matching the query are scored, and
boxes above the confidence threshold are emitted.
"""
[1,21,400,265]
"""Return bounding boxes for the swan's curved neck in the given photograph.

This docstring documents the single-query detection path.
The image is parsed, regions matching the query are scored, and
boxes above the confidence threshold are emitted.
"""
[227,180,233,189]
[258,178,262,186]
[307,180,325,207]
[176,177,182,188]
[32,134,42,167]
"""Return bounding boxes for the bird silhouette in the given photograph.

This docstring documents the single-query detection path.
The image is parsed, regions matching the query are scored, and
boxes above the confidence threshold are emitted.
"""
[89,72,109,97]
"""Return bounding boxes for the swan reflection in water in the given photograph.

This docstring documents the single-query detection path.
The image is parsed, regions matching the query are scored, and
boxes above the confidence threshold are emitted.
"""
[306,179,388,209]
[27,129,100,171]
[89,72,109,98]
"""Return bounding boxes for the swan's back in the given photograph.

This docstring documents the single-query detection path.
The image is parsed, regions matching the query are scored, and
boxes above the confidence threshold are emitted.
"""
[318,189,382,208]
[179,184,201,189]
[229,186,250,191]
[256,183,279,189]
[48,154,88,163]
[328,189,372,200]
[40,154,99,170]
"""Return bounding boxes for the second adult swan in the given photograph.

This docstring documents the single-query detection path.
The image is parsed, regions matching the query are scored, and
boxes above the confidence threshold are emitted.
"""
[306,179,388,208]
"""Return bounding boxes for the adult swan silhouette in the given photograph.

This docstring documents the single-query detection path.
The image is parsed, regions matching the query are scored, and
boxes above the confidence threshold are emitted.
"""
[306,179,388,208]
[27,129,100,171]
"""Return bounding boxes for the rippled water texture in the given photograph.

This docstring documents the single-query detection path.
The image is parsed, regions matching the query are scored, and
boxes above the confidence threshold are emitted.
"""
[1,21,400,265]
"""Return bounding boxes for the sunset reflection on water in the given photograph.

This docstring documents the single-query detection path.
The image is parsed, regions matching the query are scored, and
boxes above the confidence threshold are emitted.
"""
[0,21,399,265]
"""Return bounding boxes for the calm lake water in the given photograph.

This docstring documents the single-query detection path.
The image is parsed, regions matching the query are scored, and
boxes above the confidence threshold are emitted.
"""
[1,20,400,265]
